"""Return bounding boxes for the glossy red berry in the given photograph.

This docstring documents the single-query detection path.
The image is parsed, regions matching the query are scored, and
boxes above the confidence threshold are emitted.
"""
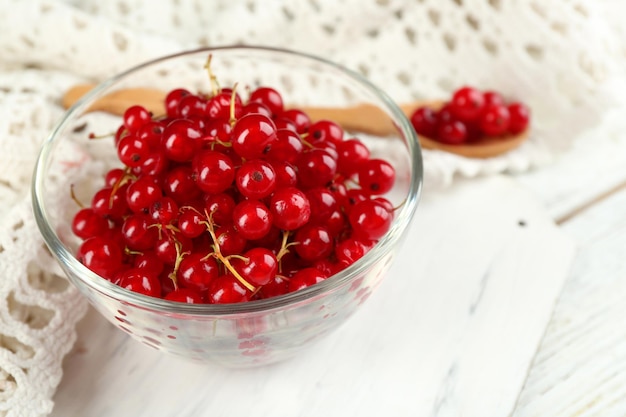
[72,208,109,240]
[279,109,311,134]
[161,119,202,162]
[123,105,152,133]
[165,88,191,118]
[231,113,277,159]
[507,102,530,134]
[192,150,235,194]
[294,225,333,262]
[410,107,438,138]
[295,149,337,189]
[121,213,158,251]
[249,86,284,116]
[288,268,327,292]
[235,159,277,200]
[349,200,393,240]
[76,235,124,279]
[118,268,162,298]
[480,104,511,136]
[163,165,201,205]
[177,252,219,292]
[308,120,343,145]
[450,86,485,122]
[232,247,278,286]
[164,288,204,303]
[269,187,311,231]
[357,159,396,195]
[483,91,505,107]
[232,200,273,240]
[207,275,250,304]
[126,176,162,214]
[337,139,370,176]
[437,120,468,144]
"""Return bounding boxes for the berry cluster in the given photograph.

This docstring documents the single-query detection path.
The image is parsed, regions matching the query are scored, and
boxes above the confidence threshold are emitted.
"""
[410,86,531,145]
[72,74,396,304]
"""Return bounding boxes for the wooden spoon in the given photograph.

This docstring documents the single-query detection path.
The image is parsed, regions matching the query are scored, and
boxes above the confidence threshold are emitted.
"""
[62,84,528,158]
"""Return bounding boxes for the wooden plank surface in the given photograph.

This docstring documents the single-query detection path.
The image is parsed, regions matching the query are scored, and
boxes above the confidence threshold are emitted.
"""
[512,179,626,417]
[50,176,575,417]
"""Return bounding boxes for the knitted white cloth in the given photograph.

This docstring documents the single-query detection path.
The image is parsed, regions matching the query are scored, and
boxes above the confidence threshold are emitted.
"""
[0,0,624,415]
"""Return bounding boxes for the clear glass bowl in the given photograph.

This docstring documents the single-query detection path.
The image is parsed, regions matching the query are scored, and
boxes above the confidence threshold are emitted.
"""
[32,46,422,367]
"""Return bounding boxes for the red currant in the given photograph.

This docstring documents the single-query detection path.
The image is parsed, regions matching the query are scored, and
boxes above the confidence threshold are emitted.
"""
[480,104,510,136]
[450,86,485,122]
[269,187,311,231]
[508,102,530,134]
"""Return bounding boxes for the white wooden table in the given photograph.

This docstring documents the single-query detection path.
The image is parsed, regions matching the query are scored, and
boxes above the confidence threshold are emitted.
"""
[50,119,626,417]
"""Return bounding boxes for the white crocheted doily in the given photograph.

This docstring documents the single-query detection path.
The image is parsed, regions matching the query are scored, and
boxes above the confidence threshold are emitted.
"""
[0,0,625,415]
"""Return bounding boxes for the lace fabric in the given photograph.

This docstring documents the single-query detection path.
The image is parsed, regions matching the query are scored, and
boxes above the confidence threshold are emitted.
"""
[0,0,624,415]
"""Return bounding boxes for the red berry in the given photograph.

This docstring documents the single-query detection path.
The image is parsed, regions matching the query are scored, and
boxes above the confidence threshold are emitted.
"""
[450,86,485,122]
[249,87,284,116]
[437,120,468,144]
[336,139,370,176]
[267,129,304,163]
[165,88,191,118]
[214,225,247,256]
[177,94,206,118]
[308,120,343,145]
[163,165,201,205]
[410,107,438,138]
[133,251,164,277]
[118,268,162,298]
[177,252,219,292]
[121,213,158,251]
[204,193,236,226]
[178,208,207,238]
[269,187,311,231]
[123,105,152,133]
[288,268,327,292]
[357,159,396,195]
[279,109,311,134]
[117,134,150,168]
[161,119,202,162]
[257,274,289,299]
[507,102,530,134]
[483,91,505,107]
[206,91,242,120]
[295,149,337,189]
[348,200,393,240]
[305,187,338,225]
[126,176,162,214]
[76,235,123,279]
[334,238,367,266]
[232,247,278,286]
[480,104,510,136]
[232,200,273,240]
[235,159,277,200]
[72,208,109,240]
[231,113,277,159]
[192,150,235,194]
[207,275,250,304]
[294,225,333,262]
[164,288,204,304]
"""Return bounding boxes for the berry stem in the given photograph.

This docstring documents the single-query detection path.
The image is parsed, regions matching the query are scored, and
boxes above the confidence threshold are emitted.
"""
[203,209,256,292]
[167,240,185,290]
[70,184,85,208]
[203,54,220,97]
[229,82,239,127]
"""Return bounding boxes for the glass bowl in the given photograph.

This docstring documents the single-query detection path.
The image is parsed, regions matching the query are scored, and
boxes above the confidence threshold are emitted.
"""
[32,46,422,367]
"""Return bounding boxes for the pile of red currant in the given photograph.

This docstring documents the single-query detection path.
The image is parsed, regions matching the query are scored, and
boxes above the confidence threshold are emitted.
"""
[410,86,531,145]
[72,75,397,304]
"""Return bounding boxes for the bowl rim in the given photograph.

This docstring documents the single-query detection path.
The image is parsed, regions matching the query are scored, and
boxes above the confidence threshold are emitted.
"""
[31,45,423,316]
